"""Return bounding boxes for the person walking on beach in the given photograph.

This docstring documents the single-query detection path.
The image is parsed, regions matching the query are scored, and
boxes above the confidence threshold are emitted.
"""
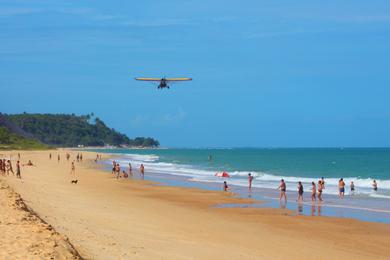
[80,153,83,162]
[373,180,378,191]
[350,181,355,195]
[57,154,60,163]
[7,160,14,176]
[49,153,52,160]
[311,182,316,202]
[112,161,116,174]
[16,161,21,179]
[297,181,304,202]
[140,164,145,179]
[70,161,76,182]
[248,173,253,190]
[338,178,345,198]
[317,180,323,201]
[115,163,121,179]
[278,179,287,203]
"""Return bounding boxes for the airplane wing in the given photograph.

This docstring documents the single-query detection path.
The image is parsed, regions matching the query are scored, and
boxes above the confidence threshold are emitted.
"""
[135,77,162,81]
[165,78,192,81]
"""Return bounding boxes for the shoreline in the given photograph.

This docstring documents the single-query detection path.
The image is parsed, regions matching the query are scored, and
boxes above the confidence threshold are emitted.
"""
[98,151,390,223]
[2,150,390,259]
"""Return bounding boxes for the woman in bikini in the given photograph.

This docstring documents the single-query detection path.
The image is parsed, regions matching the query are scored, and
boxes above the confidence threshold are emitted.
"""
[311,182,316,202]
[278,179,287,203]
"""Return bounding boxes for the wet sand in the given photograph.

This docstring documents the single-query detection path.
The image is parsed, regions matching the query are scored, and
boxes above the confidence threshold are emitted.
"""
[1,150,390,259]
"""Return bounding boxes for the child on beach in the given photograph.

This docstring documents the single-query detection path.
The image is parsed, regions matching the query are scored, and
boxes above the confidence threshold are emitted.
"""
[350,181,355,194]
[248,173,253,190]
[122,170,128,178]
[297,181,303,202]
[278,179,287,203]
[223,181,229,191]
[311,182,316,202]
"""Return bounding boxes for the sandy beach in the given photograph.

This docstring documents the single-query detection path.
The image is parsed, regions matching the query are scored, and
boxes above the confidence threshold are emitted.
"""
[1,150,390,259]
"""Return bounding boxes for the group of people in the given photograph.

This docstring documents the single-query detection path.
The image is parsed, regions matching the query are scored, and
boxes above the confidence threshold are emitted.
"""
[111,160,145,180]
[0,155,27,179]
[277,177,380,203]
[223,174,380,204]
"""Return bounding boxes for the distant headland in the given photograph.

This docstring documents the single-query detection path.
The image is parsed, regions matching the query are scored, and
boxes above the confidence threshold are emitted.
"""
[0,113,159,150]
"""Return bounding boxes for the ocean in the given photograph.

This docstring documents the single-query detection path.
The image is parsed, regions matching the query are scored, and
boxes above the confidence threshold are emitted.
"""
[88,148,390,222]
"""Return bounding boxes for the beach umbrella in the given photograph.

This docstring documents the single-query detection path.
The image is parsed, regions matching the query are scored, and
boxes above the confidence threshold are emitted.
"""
[215,171,230,178]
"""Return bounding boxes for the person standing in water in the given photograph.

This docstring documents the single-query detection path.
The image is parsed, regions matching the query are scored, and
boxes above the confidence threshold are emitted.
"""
[278,179,287,203]
[223,181,229,191]
[140,164,145,178]
[350,181,355,195]
[311,182,316,202]
[320,177,325,190]
[16,161,21,179]
[248,173,253,190]
[297,181,304,202]
[128,163,132,177]
[339,178,345,198]
[373,180,378,191]
[317,180,323,201]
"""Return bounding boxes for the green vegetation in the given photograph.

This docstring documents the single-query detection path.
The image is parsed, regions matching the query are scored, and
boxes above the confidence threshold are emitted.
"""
[0,127,50,150]
[6,113,159,147]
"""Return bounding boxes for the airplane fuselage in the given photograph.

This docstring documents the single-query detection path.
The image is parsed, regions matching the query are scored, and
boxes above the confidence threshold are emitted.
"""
[158,78,169,89]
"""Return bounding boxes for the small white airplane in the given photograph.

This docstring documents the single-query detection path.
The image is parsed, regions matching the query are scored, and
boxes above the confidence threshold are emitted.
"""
[135,77,192,89]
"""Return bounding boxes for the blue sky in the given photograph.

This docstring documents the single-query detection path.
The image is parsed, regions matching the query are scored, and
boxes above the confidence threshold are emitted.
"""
[1,0,390,147]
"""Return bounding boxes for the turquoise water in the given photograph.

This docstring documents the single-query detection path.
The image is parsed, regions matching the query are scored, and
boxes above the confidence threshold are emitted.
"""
[92,148,390,199]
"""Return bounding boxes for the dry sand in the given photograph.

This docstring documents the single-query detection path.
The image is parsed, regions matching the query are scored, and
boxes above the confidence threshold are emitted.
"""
[1,150,390,259]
